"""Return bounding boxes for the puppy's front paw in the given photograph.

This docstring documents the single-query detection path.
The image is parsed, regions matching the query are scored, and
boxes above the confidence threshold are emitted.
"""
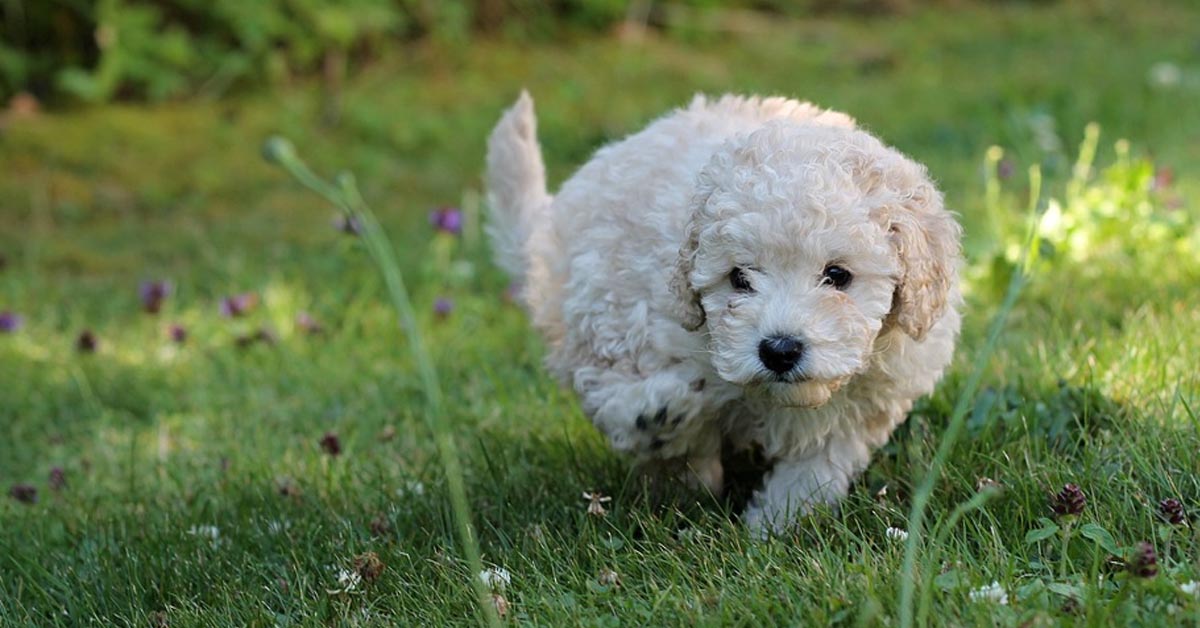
[588,375,709,457]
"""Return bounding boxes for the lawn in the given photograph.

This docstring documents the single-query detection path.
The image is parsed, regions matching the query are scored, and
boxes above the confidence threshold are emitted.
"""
[2,1,1200,625]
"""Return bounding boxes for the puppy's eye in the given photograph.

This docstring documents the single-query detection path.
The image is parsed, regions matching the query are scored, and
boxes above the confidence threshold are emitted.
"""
[730,267,754,293]
[821,264,853,289]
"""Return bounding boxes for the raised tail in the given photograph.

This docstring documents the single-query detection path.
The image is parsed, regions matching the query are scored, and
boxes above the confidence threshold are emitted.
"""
[486,91,551,285]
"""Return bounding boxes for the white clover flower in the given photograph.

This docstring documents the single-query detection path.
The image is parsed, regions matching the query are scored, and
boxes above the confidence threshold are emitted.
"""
[969,581,1008,605]
[266,519,289,535]
[479,567,511,592]
[1149,62,1182,88]
[187,525,220,544]
[328,568,362,595]
[397,480,425,497]
[885,527,909,542]
[1182,580,1199,596]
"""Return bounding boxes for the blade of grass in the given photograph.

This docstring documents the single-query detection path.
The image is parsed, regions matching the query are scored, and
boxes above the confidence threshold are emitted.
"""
[899,164,1045,627]
[262,137,499,626]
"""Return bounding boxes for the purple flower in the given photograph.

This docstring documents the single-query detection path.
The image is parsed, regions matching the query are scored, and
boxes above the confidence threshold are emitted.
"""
[434,298,453,318]
[235,327,277,348]
[320,432,342,456]
[1153,167,1174,190]
[1159,498,1186,526]
[76,329,98,353]
[168,324,188,344]
[503,282,522,304]
[1051,483,1085,517]
[997,158,1015,181]
[9,483,37,504]
[296,312,323,335]
[0,311,22,333]
[219,293,258,318]
[333,215,361,236]
[139,280,173,314]
[1129,541,1158,578]
[429,206,463,235]
[48,467,67,491]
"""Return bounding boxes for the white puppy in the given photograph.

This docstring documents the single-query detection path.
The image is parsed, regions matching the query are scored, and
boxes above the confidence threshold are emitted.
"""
[486,92,961,533]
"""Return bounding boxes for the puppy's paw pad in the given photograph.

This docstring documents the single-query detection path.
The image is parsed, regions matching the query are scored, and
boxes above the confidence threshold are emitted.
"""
[635,406,671,431]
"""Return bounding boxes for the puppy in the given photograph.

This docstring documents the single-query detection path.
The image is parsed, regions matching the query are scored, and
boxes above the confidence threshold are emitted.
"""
[486,92,961,533]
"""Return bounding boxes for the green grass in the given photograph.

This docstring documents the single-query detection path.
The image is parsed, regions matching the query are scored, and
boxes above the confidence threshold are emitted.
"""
[2,1,1200,625]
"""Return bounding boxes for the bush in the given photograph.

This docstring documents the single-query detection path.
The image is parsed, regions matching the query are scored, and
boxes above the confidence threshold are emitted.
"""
[0,0,1035,105]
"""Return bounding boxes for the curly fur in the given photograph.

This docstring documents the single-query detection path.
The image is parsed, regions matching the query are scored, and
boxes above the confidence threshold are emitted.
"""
[486,93,962,534]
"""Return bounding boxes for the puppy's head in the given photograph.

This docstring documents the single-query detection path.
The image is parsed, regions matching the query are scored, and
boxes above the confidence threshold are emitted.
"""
[669,121,960,407]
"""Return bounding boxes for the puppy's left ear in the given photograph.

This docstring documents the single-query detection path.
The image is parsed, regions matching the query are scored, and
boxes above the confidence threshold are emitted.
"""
[869,162,961,340]
[669,182,715,331]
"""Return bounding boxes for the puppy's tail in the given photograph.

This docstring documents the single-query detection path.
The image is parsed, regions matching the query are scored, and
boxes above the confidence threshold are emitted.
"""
[486,91,551,284]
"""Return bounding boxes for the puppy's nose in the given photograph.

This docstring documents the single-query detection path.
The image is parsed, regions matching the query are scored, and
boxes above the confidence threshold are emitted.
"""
[758,335,804,374]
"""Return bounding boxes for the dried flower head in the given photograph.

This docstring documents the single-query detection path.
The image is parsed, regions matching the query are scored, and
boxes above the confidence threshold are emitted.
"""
[139,280,173,314]
[219,293,257,318]
[1159,498,1186,526]
[76,330,98,353]
[1129,541,1158,578]
[48,467,66,491]
[490,593,509,618]
[276,476,301,498]
[1051,483,1086,517]
[597,568,621,587]
[0,311,23,333]
[378,425,397,442]
[429,206,463,235]
[9,483,37,504]
[353,552,385,582]
[583,491,613,517]
[319,432,342,456]
[369,514,391,538]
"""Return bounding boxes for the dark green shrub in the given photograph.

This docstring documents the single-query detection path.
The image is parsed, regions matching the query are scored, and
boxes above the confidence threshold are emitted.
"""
[0,0,1027,105]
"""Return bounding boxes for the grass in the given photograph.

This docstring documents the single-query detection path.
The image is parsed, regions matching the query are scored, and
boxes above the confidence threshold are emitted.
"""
[2,1,1200,624]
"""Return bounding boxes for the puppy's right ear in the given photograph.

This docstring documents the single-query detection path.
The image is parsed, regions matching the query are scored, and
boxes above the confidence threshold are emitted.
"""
[669,184,714,331]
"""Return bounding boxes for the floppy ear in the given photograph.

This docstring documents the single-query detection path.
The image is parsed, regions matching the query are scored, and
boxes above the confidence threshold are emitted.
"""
[869,165,960,340]
[669,183,716,331]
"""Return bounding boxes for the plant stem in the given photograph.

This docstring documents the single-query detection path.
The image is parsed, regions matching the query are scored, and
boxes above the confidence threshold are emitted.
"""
[264,137,498,626]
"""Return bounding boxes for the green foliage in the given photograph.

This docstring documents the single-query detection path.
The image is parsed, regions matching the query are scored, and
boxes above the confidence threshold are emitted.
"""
[2,0,1057,104]
[973,126,1198,301]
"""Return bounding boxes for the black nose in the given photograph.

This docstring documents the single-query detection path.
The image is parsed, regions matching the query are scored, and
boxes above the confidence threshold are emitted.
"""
[758,336,804,374]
